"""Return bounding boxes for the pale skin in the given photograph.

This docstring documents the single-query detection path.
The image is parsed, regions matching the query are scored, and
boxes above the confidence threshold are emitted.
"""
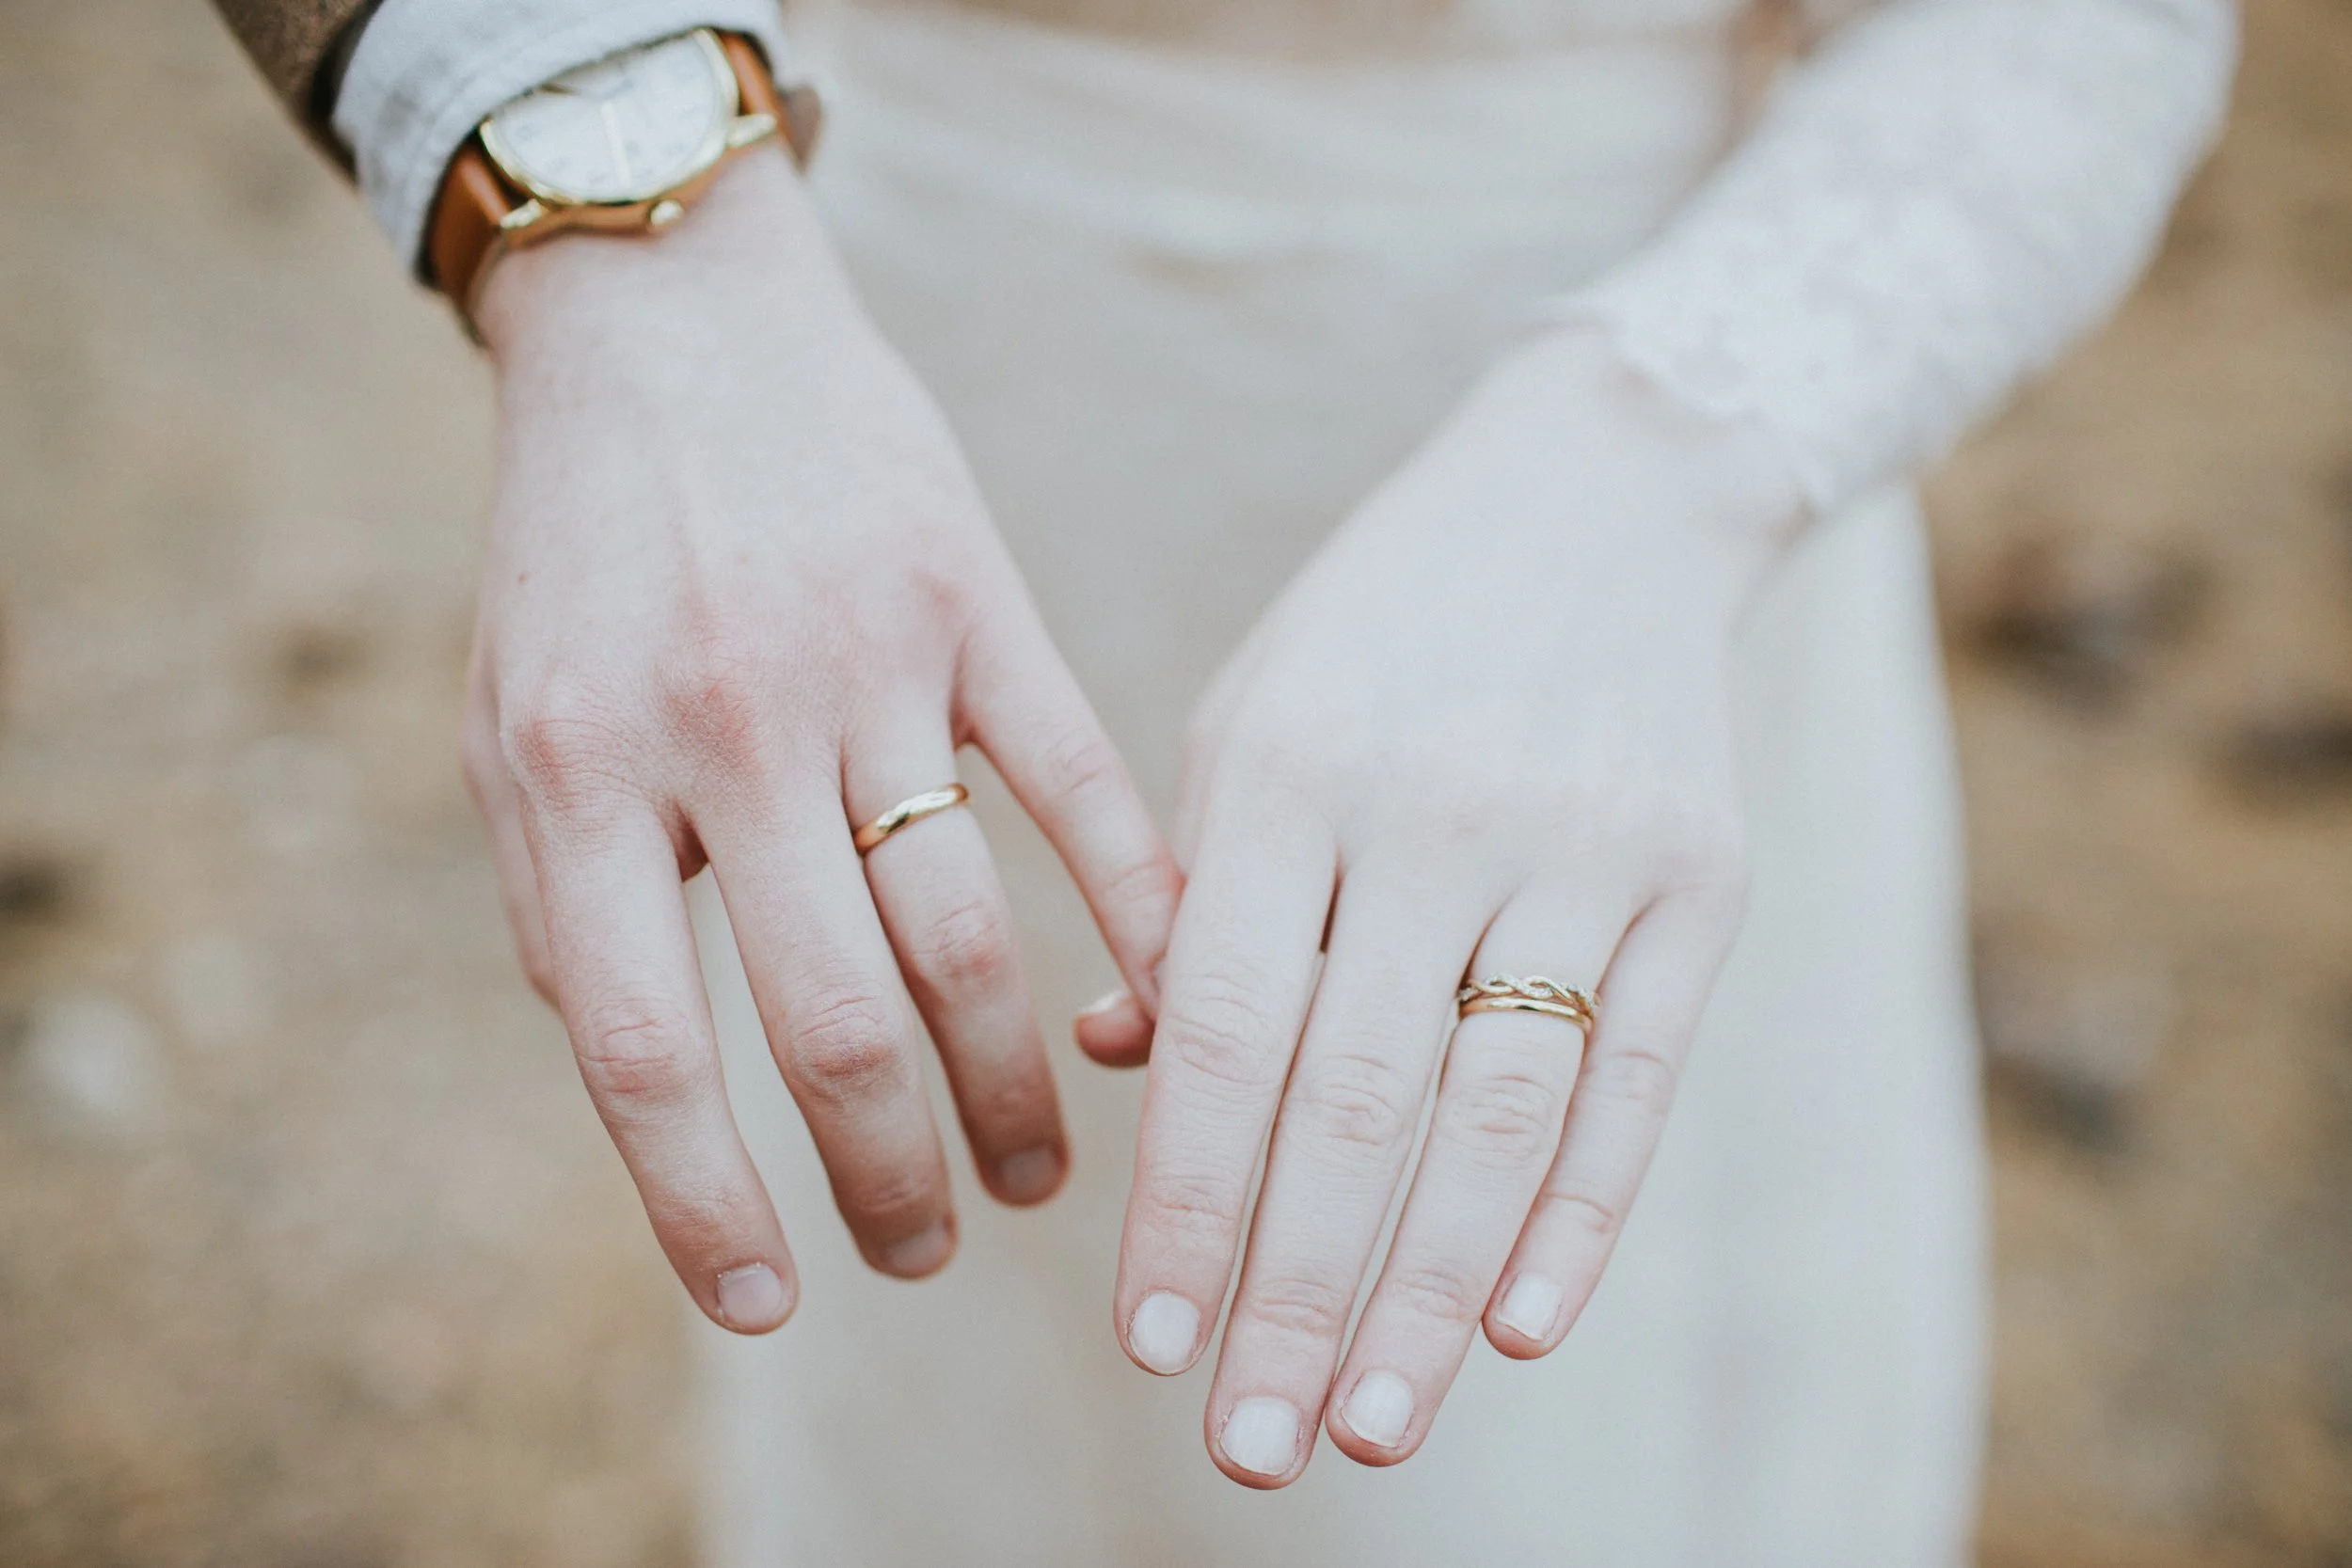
[467,152,1183,1323]
[464,148,1801,1480]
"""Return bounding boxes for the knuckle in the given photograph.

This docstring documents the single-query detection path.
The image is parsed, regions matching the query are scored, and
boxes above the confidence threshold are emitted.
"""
[657,639,775,772]
[1160,978,1285,1096]
[1442,1066,1566,1165]
[644,1180,764,1254]
[571,996,703,1113]
[1033,721,1127,809]
[788,990,911,1105]
[969,1069,1055,1137]
[1291,1051,1422,1154]
[502,691,639,816]
[909,895,1020,992]
[1139,1167,1242,1244]
[842,1166,945,1231]
[904,551,974,628]
[1382,1258,1490,1323]
[1242,1272,1356,1339]
[1097,848,1182,926]
[1588,1044,1681,1122]
[1542,1181,1627,1243]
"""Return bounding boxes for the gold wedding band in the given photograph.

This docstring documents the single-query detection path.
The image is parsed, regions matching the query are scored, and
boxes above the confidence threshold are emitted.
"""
[852,784,970,855]
[1457,975,1597,1034]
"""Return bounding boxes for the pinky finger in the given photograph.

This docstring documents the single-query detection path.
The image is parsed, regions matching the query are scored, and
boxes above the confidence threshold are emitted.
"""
[1485,890,1740,1358]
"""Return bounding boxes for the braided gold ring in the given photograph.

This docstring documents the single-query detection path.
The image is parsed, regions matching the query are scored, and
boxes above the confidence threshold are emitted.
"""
[1456,975,1597,1034]
[852,784,970,855]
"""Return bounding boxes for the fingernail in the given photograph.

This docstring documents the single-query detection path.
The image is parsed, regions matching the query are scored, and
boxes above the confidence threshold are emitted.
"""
[881,1223,953,1276]
[1497,1274,1564,1341]
[995,1145,1064,1204]
[715,1263,787,1330]
[1126,1291,1200,1374]
[1218,1396,1303,1477]
[1342,1370,1415,1449]
[1078,988,1131,1020]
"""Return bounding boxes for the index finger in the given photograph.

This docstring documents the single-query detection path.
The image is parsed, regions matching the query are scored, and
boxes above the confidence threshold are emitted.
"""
[1114,804,1335,1379]
[962,606,1184,1024]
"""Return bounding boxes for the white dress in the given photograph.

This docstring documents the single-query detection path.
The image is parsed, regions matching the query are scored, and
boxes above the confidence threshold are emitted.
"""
[673,3,2233,1563]
[326,1,2235,1562]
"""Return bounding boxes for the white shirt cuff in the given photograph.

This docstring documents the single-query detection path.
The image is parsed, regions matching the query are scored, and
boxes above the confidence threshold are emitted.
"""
[333,0,797,277]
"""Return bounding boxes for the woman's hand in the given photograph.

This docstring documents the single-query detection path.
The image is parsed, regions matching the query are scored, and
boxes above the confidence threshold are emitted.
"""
[1108,332,1802,1483]
[464,152,1179,1335]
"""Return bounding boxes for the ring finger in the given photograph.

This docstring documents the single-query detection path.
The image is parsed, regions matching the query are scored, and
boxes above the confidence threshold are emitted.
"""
[847,716,1066,1207]
[1324,887,1632,1465]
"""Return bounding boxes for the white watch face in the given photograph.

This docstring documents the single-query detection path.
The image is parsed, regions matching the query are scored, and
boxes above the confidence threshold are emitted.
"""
[485,32,735,204]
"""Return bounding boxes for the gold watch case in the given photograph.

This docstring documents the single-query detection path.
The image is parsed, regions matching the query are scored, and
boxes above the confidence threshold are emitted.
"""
[475,29,780,247]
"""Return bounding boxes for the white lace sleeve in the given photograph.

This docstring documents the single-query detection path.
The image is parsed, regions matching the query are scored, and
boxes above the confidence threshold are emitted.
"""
[1560,0,2238,515]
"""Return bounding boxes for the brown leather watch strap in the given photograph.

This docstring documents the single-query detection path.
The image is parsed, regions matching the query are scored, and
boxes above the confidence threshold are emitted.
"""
[425,31,818,331]
[425,144,515,312]
[718,31,786,124]
[723,33,827,171]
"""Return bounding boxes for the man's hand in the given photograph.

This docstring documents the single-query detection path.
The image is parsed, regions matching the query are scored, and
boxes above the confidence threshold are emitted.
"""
[462,152,1179,1334]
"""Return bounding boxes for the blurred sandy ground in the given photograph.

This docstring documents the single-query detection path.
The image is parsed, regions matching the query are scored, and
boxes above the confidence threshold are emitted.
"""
[0,1,2346,1564]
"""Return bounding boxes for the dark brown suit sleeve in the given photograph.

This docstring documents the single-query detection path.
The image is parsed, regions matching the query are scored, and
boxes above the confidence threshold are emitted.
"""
[205,0,382,156]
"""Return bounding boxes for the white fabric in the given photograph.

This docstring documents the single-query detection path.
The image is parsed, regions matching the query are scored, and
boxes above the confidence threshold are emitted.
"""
[691,4,1990,1563]
[320,0,2230,1558]
[1565,0,2237,514]
[330,0,2238,512]
[333,0,797,273]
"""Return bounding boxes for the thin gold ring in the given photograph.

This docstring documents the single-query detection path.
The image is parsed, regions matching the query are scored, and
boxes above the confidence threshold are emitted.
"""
[852,784,970,855]
[1456,975,1597,1034]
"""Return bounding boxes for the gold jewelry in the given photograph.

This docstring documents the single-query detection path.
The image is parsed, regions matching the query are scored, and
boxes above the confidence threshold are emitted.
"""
[852,784,970,855]
[1456,975,1597,1033]
[429,30,822,337]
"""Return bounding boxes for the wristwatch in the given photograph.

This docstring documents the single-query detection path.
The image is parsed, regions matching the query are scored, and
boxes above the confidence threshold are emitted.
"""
[426,28,820,332]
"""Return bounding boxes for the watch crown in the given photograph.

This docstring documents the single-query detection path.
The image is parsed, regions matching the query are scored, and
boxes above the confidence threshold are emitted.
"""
[647,199,686,230]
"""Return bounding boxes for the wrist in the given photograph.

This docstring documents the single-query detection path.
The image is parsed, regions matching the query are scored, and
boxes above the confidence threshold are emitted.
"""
[1471,326,1805,607]
[474,150,865,369]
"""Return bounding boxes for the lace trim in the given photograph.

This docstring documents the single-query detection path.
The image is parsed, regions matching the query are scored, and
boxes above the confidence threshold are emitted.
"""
[1556,0,2237,515]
